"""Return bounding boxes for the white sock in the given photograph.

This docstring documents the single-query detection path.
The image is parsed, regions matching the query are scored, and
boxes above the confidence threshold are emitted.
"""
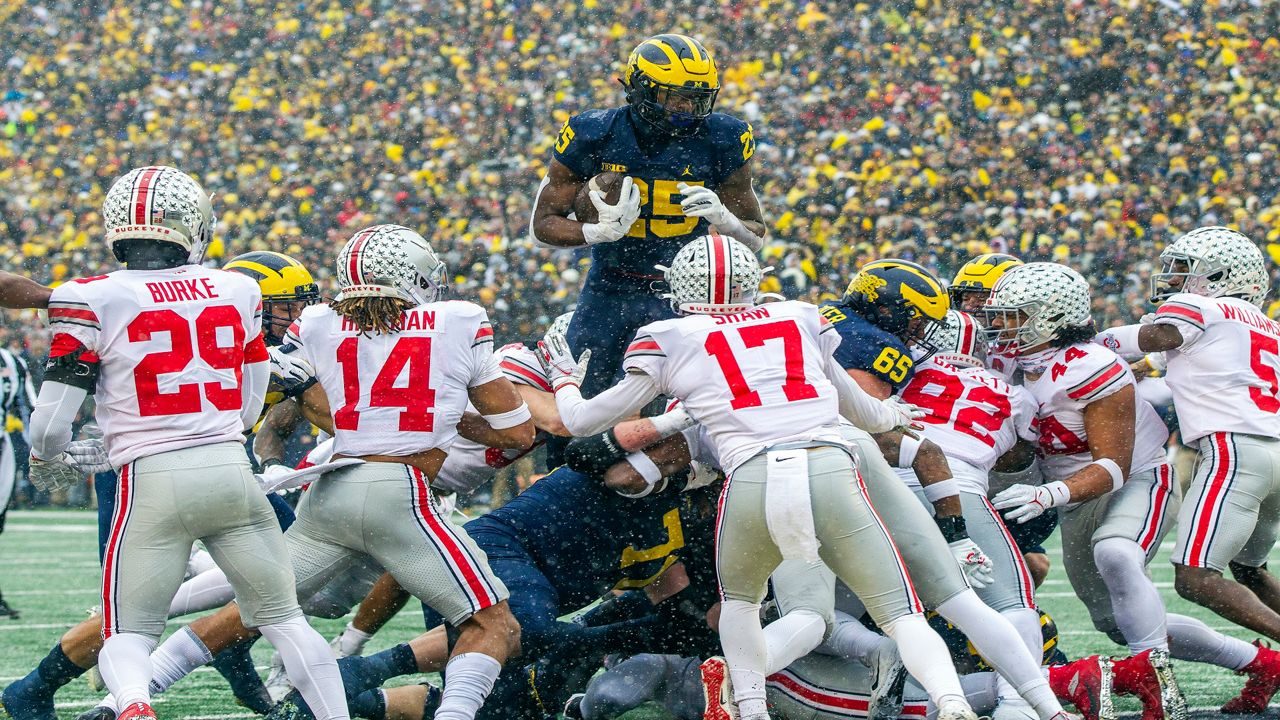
[260,616,350,719]
[1167,613,1258,670]
[1093,537,1168,652]
[763,609,826,675]
[937,591,1063,719]
[149,626,213,694]
[334,622,373,658]
[435,652,502,720]
[717,599,769,718]
[167,567,235,617]
[881,613,966,707]
[925,673,999,719]
[99,633,157,708]
[818,609,885,665]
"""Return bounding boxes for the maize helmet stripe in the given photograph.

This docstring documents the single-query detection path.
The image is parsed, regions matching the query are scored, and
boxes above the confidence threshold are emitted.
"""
[131,166,162,226]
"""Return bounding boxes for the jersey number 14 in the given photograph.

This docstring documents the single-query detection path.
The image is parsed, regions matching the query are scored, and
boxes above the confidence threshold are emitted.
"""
[334,336,436,432]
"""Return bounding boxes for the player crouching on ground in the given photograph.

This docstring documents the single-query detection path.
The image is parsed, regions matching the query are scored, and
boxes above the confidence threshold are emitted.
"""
[13,166,347,720]
[538,233,987,720]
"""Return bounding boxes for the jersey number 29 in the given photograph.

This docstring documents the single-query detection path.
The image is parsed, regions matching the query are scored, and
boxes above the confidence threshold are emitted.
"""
[130,306,245,417]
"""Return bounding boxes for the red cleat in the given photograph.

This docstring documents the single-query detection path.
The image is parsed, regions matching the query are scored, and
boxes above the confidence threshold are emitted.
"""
[700,656,738,720]
[1048,655,1115,720]
[116,701,157,720]
[1222,641,1280,714]
[1111,650,1186,720]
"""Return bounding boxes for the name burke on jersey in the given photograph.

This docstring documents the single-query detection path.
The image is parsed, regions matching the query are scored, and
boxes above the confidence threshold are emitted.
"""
[146,278,221,303]
[339,309,436,333]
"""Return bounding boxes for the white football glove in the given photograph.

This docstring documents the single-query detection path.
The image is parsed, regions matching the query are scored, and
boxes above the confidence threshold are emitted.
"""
[536,330,591,392]
[64,439,112,475]
[883,397,927,435]
[948,538,995,589]
[28,454,84,493]
[269,345,316,397]
[677,183,735,227]
[992,481,1071,524]
[582,176,642,245]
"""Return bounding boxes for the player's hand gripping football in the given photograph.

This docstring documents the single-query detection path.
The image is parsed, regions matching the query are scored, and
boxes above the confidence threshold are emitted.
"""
[992,481,1071,524]
[537,330,591,392]
[582,176,641,245]
[269,344,316,398]
[64,439,112,474]
[677,183,735,228]
[948,538,995,589]
[27,454,85,493]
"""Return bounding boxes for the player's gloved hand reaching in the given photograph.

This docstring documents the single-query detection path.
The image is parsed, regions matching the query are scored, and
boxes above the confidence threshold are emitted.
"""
[948,538,995,589]
[992,481,1071,524]
[677,183,735,228]
[65,439,112,474]
[269,344,316,397]
[537,329,591,392]
[27,454,85,493]
[582,176,641,245]
[883,397,927,436]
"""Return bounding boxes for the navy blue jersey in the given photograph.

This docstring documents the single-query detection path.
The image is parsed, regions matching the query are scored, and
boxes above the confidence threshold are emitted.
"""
[818,303,916,392]
[466,466,691,610]
[553,107,754,276]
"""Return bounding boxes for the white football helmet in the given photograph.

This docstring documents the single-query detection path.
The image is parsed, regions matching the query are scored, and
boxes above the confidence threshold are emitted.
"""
[1151,226,1268,306]
[930,310,986,369]
[102,166,214,263]
[983,263,1092,354]
[657,234,765,315]
[335,224,447,304]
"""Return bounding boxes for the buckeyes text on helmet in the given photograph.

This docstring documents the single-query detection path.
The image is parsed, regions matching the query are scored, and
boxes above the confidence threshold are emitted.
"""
[658,234,764,315]
[335,224,448,306]
[102,166,215,264]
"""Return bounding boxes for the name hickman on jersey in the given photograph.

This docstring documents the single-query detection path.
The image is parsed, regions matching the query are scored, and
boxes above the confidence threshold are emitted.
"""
[338,309,437,332]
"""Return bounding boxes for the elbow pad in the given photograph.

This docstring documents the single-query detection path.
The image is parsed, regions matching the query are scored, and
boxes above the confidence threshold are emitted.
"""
[565,429,627,479]
[43,342,99,392]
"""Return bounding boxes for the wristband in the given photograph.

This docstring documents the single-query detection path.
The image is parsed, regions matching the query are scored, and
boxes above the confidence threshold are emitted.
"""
[935,515,969,543]
[483,403,531,430]
[650,406,696,438]
[1089,458,1125,491]
[922,478,959,502]
[1097,324,1143,358]
[616,451,664,499]
[1043,480,1073,506]
[896,434,923,469]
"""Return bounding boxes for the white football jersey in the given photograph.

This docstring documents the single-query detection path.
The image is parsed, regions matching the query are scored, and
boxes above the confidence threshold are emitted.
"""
[293,300,502,459]
[1153,293,1280,442]
[897,356,1038,493]
[623,301,844,473]
[434,343,547,495]
[1025,342,1168,483]
[46,266,266,466]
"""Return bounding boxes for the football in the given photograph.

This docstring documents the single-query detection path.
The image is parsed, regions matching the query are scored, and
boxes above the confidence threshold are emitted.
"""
[572,171,624,224]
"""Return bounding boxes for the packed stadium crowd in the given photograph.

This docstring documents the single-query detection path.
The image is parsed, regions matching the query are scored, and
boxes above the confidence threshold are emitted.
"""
[5,0,1280,352]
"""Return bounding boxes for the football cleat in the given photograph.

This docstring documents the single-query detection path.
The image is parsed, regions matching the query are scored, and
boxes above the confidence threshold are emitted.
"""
[1112,650,1185,720]
[114,702,155,720]
[264,690,314,720]
[1221,640,1280,714]
[1047,655,1115,720]
[936,697,979,720]
[74,706,117,720]
[1,674,58,720]
[0,597,20,620]
[867,637,907,720]
[700,656,738,720]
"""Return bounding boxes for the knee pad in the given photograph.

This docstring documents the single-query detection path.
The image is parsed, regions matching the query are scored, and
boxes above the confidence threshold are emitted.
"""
[1092,537,1145,577]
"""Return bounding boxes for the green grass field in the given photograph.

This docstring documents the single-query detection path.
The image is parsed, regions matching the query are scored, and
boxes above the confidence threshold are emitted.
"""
[0,509,1273,719]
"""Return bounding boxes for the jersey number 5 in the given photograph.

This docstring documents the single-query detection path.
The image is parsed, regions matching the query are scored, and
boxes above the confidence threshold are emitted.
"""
[334,336,436,432]
[705,320,818,410]
[130,306,245,417]
[1249,330,1280,413]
